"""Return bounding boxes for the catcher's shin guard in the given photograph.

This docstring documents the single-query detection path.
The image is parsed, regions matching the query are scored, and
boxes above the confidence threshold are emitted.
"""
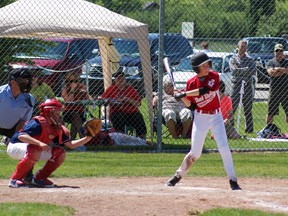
[35,146,66,180]
[11,157,37,180]
[10,145,43,180]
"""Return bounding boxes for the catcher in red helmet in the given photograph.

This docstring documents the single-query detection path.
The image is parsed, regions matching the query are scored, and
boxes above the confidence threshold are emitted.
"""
[6,98,100,188]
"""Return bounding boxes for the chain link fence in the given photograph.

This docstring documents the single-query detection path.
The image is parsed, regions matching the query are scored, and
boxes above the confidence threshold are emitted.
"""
[0,0,288,152]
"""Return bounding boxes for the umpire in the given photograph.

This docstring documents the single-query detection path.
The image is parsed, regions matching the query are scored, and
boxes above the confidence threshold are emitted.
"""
[0,68,34,139]
[229,40,256,133]
[266,44,288,124]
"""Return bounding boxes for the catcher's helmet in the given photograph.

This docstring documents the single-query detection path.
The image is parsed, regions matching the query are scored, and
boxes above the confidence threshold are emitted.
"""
[39,99,62,125]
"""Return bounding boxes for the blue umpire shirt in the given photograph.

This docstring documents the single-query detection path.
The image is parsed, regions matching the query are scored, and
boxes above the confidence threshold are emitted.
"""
[0,84,34,129]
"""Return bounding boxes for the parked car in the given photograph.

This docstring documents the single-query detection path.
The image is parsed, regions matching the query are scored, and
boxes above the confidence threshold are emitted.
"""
[170,52,257,96]
[80,33,194,97]
[243,37,288,84]
[8,38,99,95]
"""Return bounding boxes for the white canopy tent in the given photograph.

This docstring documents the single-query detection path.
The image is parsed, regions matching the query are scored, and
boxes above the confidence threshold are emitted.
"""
[0,0,154,137]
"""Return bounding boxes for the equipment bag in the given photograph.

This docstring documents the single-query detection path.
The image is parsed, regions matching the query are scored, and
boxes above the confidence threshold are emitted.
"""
[257,123,286,139]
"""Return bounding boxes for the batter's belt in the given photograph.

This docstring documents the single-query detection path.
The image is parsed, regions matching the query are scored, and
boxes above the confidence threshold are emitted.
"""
[196,108,220,115]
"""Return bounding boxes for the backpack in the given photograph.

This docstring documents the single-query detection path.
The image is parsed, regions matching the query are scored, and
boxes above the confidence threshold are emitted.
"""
[257,123,285,139]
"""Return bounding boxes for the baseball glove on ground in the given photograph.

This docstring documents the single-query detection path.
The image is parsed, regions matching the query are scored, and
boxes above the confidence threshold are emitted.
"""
[84,118,102,137]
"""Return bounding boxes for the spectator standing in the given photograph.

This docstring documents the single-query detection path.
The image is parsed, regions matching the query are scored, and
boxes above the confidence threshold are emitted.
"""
[30,70,55,116]
[266,44,288,124]
[61,72,90,140]
[200,41,212,53]
[153,75,192,138]
[7,99,92,188]
[102,71,147,140]
[166,53,241,190]
[229,40,256,133]
[0,68,34,139]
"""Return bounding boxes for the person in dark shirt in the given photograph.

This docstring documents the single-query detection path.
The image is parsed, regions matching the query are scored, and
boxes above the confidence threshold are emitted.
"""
[266,44,288,124]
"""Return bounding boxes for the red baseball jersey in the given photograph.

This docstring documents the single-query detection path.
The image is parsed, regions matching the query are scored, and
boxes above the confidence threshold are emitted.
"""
[186,70,220,111]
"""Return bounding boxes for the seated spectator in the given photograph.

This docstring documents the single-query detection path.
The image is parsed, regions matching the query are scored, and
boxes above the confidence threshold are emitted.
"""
[153,75,192,138]
[61,72,90,140]
[101,71,147,140]
[219,80,241,139]
[30,70,55,116]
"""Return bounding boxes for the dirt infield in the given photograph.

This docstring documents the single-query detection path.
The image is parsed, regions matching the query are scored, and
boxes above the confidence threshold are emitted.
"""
[1,177,288,216]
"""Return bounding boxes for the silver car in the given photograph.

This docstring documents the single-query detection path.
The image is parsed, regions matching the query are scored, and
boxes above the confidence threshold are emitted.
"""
[171,52,257,96]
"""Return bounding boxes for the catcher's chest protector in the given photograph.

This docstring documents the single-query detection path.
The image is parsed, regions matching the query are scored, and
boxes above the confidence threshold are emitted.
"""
[32,116,60,143]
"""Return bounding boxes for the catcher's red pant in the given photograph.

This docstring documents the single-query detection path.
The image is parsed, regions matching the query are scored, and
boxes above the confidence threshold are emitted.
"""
[10,144,66,181]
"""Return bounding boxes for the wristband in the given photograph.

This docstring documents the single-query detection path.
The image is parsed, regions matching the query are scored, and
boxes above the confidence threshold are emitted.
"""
[175,92,186,99]
[188,103,196,111]
[199,87,210,95]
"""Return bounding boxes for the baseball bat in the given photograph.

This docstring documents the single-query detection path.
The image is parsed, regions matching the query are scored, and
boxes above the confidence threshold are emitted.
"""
[163,57,175,87]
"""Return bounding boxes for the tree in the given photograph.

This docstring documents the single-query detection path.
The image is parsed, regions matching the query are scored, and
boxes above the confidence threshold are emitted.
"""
[0,0,15,8]
[249,0,276,36]
[257,1,288,36]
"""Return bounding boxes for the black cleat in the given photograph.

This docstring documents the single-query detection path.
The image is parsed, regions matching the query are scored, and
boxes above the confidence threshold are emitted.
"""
[166,175,181,186]
[23,169,33,185]
[229,180,241,190]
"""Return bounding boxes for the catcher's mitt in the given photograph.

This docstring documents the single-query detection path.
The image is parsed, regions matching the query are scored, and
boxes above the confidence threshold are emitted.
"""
[84,118,102,137]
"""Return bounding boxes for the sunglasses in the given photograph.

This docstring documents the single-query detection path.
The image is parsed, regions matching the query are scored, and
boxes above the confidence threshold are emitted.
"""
[67,79,78,83]
[275,49,283,52]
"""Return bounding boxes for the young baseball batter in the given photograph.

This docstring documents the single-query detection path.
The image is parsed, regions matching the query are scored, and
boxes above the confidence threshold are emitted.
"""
[166,52,241,190]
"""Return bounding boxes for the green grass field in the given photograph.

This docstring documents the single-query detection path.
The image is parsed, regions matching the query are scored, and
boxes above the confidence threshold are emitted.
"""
[1,97,287,215]
[1,148,287,215]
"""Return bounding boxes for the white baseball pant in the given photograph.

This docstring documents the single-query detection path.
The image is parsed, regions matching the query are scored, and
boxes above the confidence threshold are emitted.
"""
[176,111,237,181]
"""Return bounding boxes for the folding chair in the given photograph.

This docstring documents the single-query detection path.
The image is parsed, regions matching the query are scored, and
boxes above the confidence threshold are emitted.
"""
[153,109,184,138]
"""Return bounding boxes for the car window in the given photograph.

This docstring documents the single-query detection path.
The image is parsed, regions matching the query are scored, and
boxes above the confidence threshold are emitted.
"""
[223,55,232,73]
[247,38,287,54]
[68,42,83,60]
[77,39,99,60]
[247,42,261,53]
[14,40,68,60]
[114,39,139,57]
[175,58,192,71]
[211,57,222,73]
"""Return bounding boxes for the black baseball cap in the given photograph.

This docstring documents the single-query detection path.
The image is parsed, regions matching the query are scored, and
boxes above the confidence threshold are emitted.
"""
[191,52,211,67]
[8,68,32,81]
[114,71,125,78]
